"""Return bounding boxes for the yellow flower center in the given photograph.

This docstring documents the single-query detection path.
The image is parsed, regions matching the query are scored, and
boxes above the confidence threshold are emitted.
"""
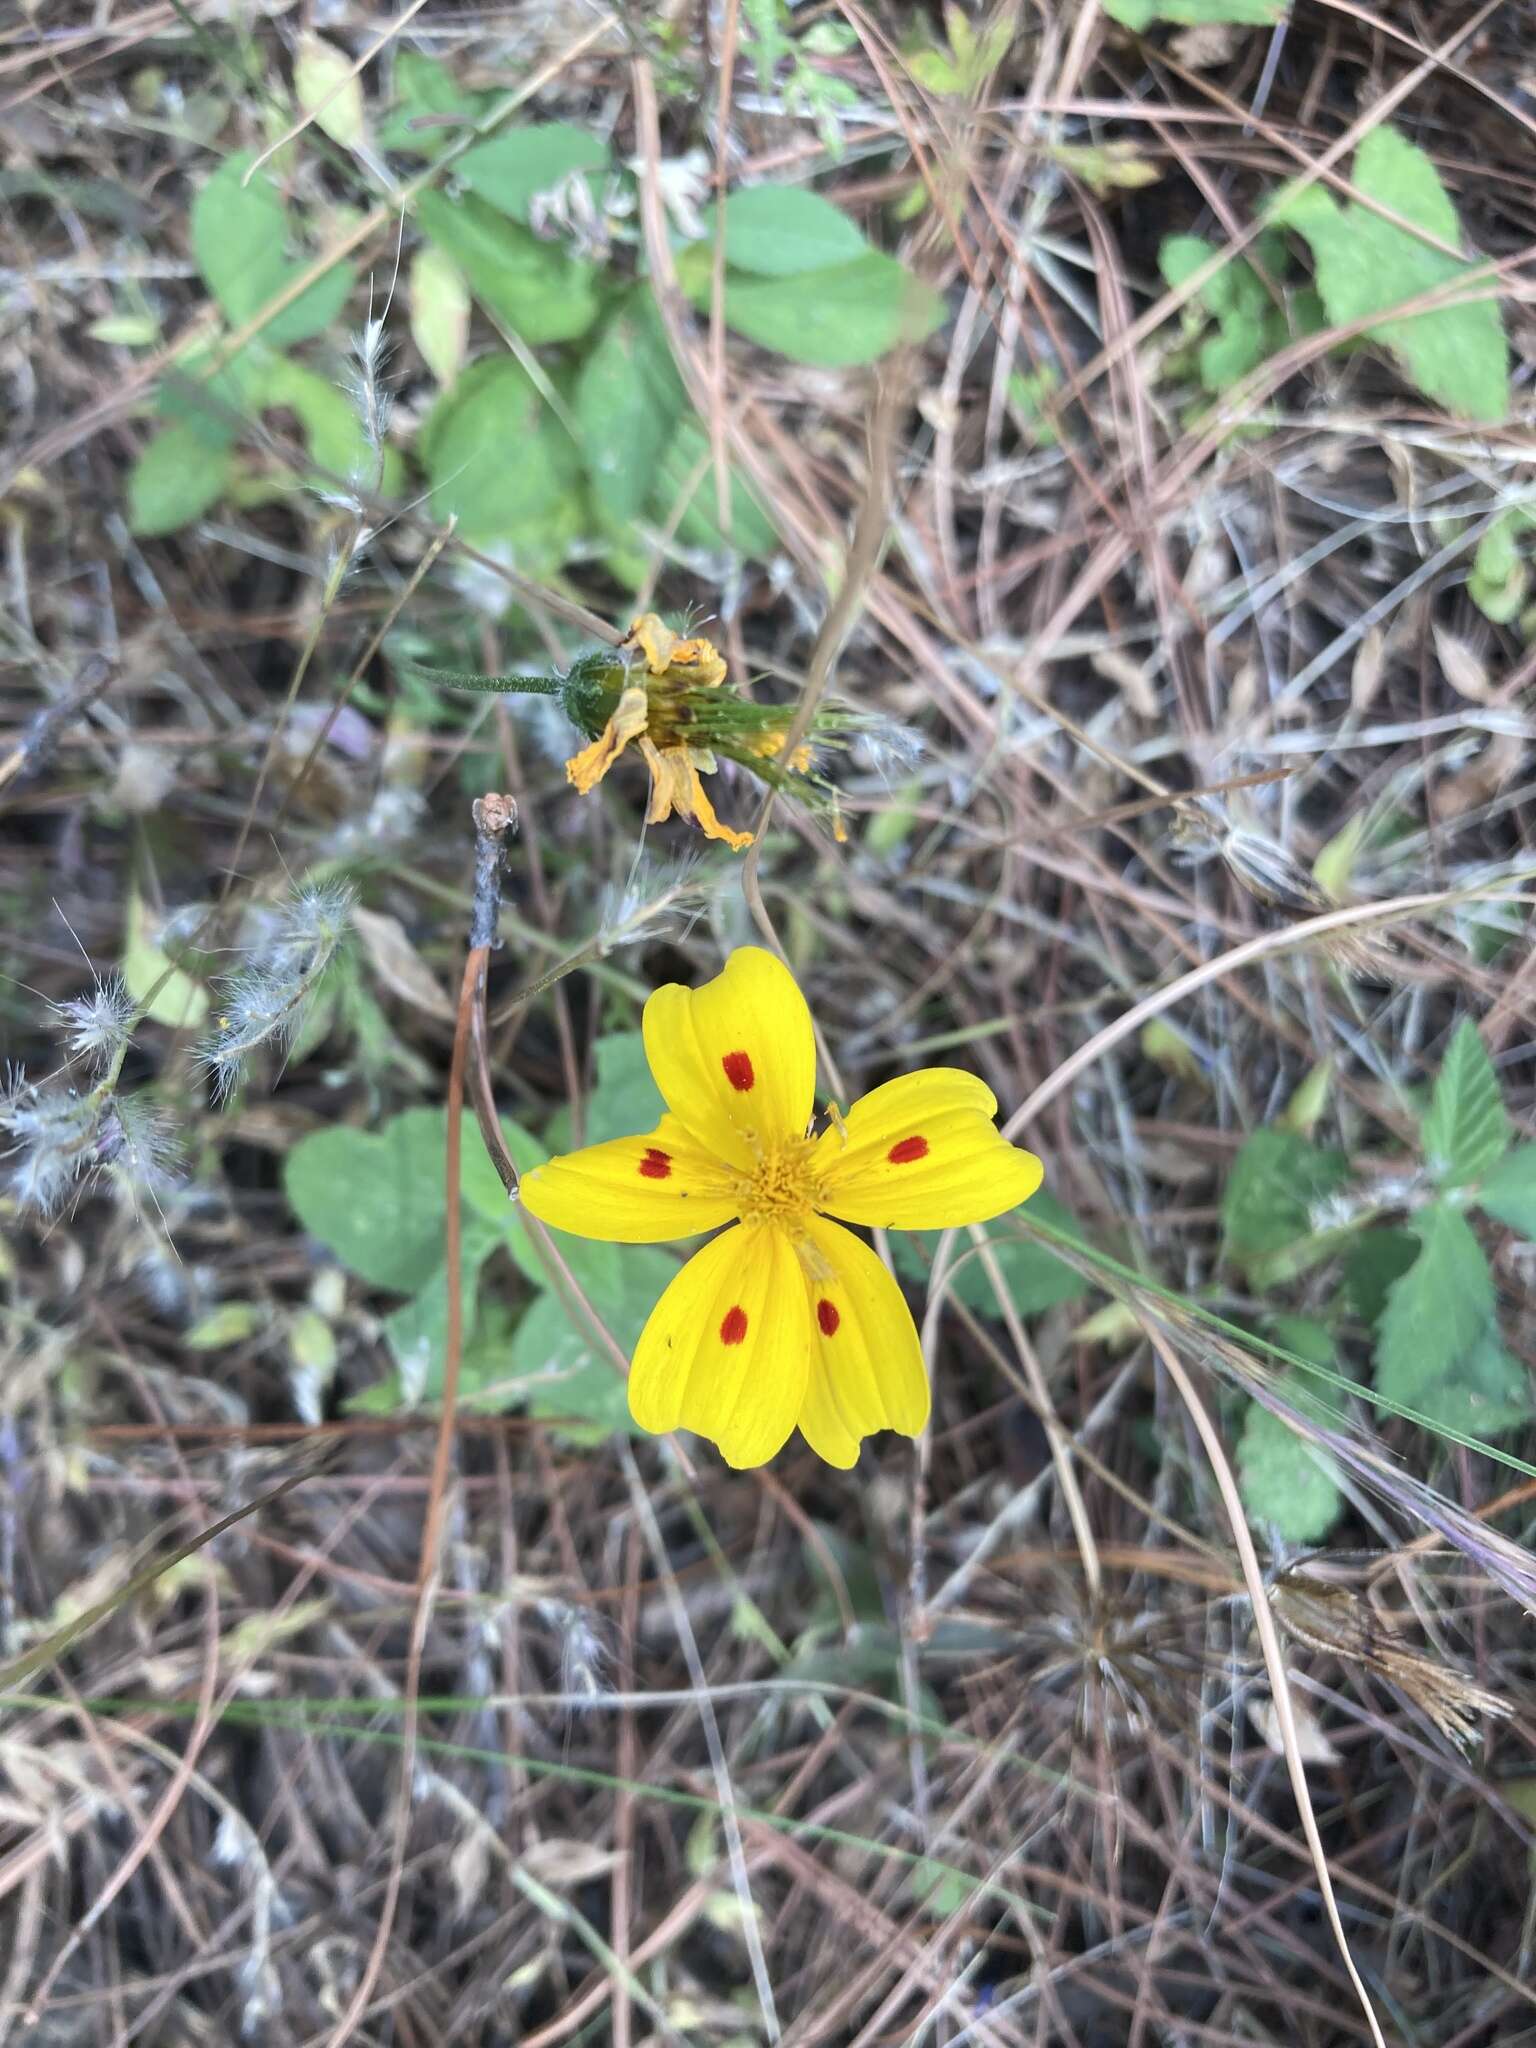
[732,1137,822,1231]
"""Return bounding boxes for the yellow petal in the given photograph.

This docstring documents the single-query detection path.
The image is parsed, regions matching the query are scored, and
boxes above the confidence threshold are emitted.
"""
[629,1223,810,1468]
[518,1115,738,1243]
[795,1214,929,1468]
[638,739,752,850]
[565,686,649,794]
[625,612,726,687]
[643,946,816,1169]
[813,1069,1043,1229]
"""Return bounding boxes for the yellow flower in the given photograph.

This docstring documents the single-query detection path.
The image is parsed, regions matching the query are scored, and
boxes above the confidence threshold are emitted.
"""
[519,948,1044,1469]
[565,613,753,851]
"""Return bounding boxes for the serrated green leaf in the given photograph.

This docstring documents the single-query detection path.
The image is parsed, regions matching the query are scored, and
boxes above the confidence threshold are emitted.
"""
[1421,1017,1509,1185]
[1375,1204,1495,1406]
[680,248,946,367]
[1105,0,1282,23]
[1269,125,1509,422]
[422,355,581,545]
[457,124,609,222]
[191,154,356,348]
[1474,1144,1536,1238]
[1221,1128,1350,1262]
[413,189,600,346]
[1414,1327,1532,1442]
[698,186,869,276]
[1239,1316,1346,1541]
[125,422,233,535]
[892,1191,1089,1315]
[575,299,685,521]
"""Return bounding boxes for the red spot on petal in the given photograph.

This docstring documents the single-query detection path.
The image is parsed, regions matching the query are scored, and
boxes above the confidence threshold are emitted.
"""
[888,1135,929,1165]
[720,1305,749,1345]
[817,1299,841,1337]
[638,1148,671,1180]
[721,1050,755,1092]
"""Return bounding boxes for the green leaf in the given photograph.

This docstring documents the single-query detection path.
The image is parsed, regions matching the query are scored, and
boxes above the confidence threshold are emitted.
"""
[191,154,356,348]
[1221,1128,1350,1263]
[380,1234,497,1402]
[1159,232,1289,394]
[1105,0,1284,24]
[1238,1320,1346,1542]
[283,1108,513,1295]
[1339,1228,1419,1326]
[499,1245,681,1442]
[649,420,779,558]
[123,884,210,1027]
[422,355,582,545]
[575,299,685,520]
[892,1191,1090,1316]
[157,338,274,448]
[457,125,609,222]
[1474,1144,1536,1238]
[1414,1326,1532,1442]
[682,249,946,367]
[408,243,471,387]
[1421,1018,1509,1186]
[1375,1204,1495,1406]
[293,32,368,150]
[378,50,491,155]
[413,189,601,346]
[1269,125,1510,422]
[698,186,869,276]
[1469,512,1530,625]
[126,422,233,535]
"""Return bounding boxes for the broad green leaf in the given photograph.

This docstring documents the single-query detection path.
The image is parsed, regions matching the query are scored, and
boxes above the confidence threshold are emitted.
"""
[1105,0,1283,24]
[123,885,210,1027]
[1421,1017,1509,1185]
[575,300,685,520]
[126,423,232,535]
[380,1232,497,1401]
[1220,1128,1350,1262]
[378,50,491,155]
[408,243,471,387]
[681,248,946,367]
[893,1191,1090,1316]
[1474,1144,1536,1238]
[413,189,601,345]
[650,420,779,558]
[698,186,869,276]
[293,32,367,150]
[457,125,609,222]
[1269,125,1510,422]
[1375,1204,1495,1405]
[283,1108,509,1294]
[1414,1327,1532,1442]
[498,1245,681,1441]
[422,354,582,544]
[191,154,356,348]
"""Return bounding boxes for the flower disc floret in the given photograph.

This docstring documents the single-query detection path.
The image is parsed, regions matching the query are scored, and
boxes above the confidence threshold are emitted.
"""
[519,947,1044,1470]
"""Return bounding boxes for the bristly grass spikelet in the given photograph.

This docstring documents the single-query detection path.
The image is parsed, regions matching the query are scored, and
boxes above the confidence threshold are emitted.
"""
[198,879,357,1102]
[48,973,137,1072]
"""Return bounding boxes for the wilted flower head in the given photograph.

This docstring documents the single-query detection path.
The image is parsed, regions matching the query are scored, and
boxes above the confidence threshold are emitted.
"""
[432,613,879,851]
